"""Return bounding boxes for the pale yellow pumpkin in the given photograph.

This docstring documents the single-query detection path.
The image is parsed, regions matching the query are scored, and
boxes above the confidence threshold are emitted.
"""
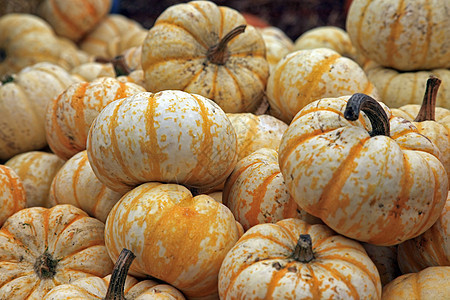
[346,0,450,71]
[5,151,65,208]
[0,62,79,160]
[258,26,293,74]
[0,165,26,227]
[266,48,379,123]
[70,62,116,82]
[87,90,237,194]
[141,0,269,113]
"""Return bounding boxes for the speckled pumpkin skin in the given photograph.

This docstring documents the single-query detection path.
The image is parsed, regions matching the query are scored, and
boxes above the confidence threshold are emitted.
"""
[46,77,146,160]
[258,26,294,74]
[0,165,26,227]
[218,218,382,299]
[266,48,378,124]
[141,0,269,113]
[87,90,237,194]
[104,182,241,299]
[278,96,448,246]
[0,205,114,299]
[346,0,450,71]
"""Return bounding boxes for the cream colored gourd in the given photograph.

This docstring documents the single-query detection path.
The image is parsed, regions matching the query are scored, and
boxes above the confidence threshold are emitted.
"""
[49,150,124,223]
[0,62,79,160]
[87,90,237,194]
[266,48,379,123]
[70,62,116,82]
[46,76,146,160]
[0,165,26,227]
[141,0,269,113]
[5,151,65,208]
[258,26,293,73]
[346,0,450,71]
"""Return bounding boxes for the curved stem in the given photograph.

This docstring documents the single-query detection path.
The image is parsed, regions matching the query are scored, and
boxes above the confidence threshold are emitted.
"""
[104,248,136,300]
[291,234,314,263]
[344,93,390,137]
[207,25,246,65]
[414,75,441,122]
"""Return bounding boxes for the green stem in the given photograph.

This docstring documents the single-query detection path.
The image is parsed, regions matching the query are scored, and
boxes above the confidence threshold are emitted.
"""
[414,75,441,122]
[207,25,246,65]
[104,248,136,300]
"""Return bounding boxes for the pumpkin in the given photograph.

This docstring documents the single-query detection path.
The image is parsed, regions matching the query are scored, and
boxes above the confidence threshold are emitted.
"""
[80,14,147,60]
[0,14,91,77]
[87,90,237,194]
[397,192,450,274]
[362,243,401,286]
[391,76,450,186]
[218,218,382,299]
[5,151,65,208]
[37,0,112,41]
[120,45,143,71]
[226,112,288,161]
[293,26,368,67]
[223,148,320,231]
[278,93,448,246]
[70,62,116,82]
[382,266,450,299]
[141,0,269,113]
[0,204,114,299]
[266,48,379,124]
[0,165,26,227]
[104,182,241,299]
[0,62,78,161]
[346,0,450,71]
[43,248,185,300]
[49,150,124,223]
[258,26,294,73]
[45,76,146,160]
[366,63,450,109]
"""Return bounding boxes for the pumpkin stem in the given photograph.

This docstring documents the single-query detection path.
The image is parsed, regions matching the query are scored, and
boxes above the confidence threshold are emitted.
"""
[0,48,5,63]
[414,75,441,122]
[344,93,390,137]
[207,25,246,65]
[291,234,314,263]
[33,251,58,280]
[104,248,136,300]
[95,55,132,77]
[1,74,14,84]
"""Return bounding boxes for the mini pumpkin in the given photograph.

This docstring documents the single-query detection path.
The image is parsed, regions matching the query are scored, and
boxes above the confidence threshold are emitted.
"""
[258,26,294,73]
[0,165,26,227]
[0,204,114,299]
[278,93,448,245]
[70,62,116,82]
[141,0,269,113]
[87,90,237,194]
[218,218,382,299]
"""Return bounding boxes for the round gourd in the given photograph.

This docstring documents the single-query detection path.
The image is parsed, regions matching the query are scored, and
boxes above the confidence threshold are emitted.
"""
[37,0,112,41]
[87,90,237,194]
[141,0,269,113]
[382,266,450,299]
[397,192,450,274]
[0,165,26,227]
[104,182,241,299]
[278,93,448,246]
[49,150,124,223]
[0,204,114,299]
[70,62,116,82]
[5,151,65,208]
[258,26,293,73]
[223,148,320,230]
[218,218,382,299]
[43,248,185,300]
[346,0,450,71]
[0,62,78,161]
[46,76,146,160]
[266,48,379,124]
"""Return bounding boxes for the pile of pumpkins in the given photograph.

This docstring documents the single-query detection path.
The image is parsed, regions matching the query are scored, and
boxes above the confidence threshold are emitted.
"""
[0,0,449,299]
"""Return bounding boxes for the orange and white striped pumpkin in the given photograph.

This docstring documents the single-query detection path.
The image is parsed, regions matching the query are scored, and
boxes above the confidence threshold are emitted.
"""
[266,48,379,123]
[218,218,382,299]
[346,0,450,71]
[278,94,448,246]
[46,76,146,160]
[0,62,78,161]
[0,204,114,299]
[223,148,319,231]
[37,0,112,41]
[141,0,269,113]
[87,90,238,194]
[49,150,124,223]
[5,151,65,208]
[258,26,293,73]
[0,165,26,227]
[104,182,241,299]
